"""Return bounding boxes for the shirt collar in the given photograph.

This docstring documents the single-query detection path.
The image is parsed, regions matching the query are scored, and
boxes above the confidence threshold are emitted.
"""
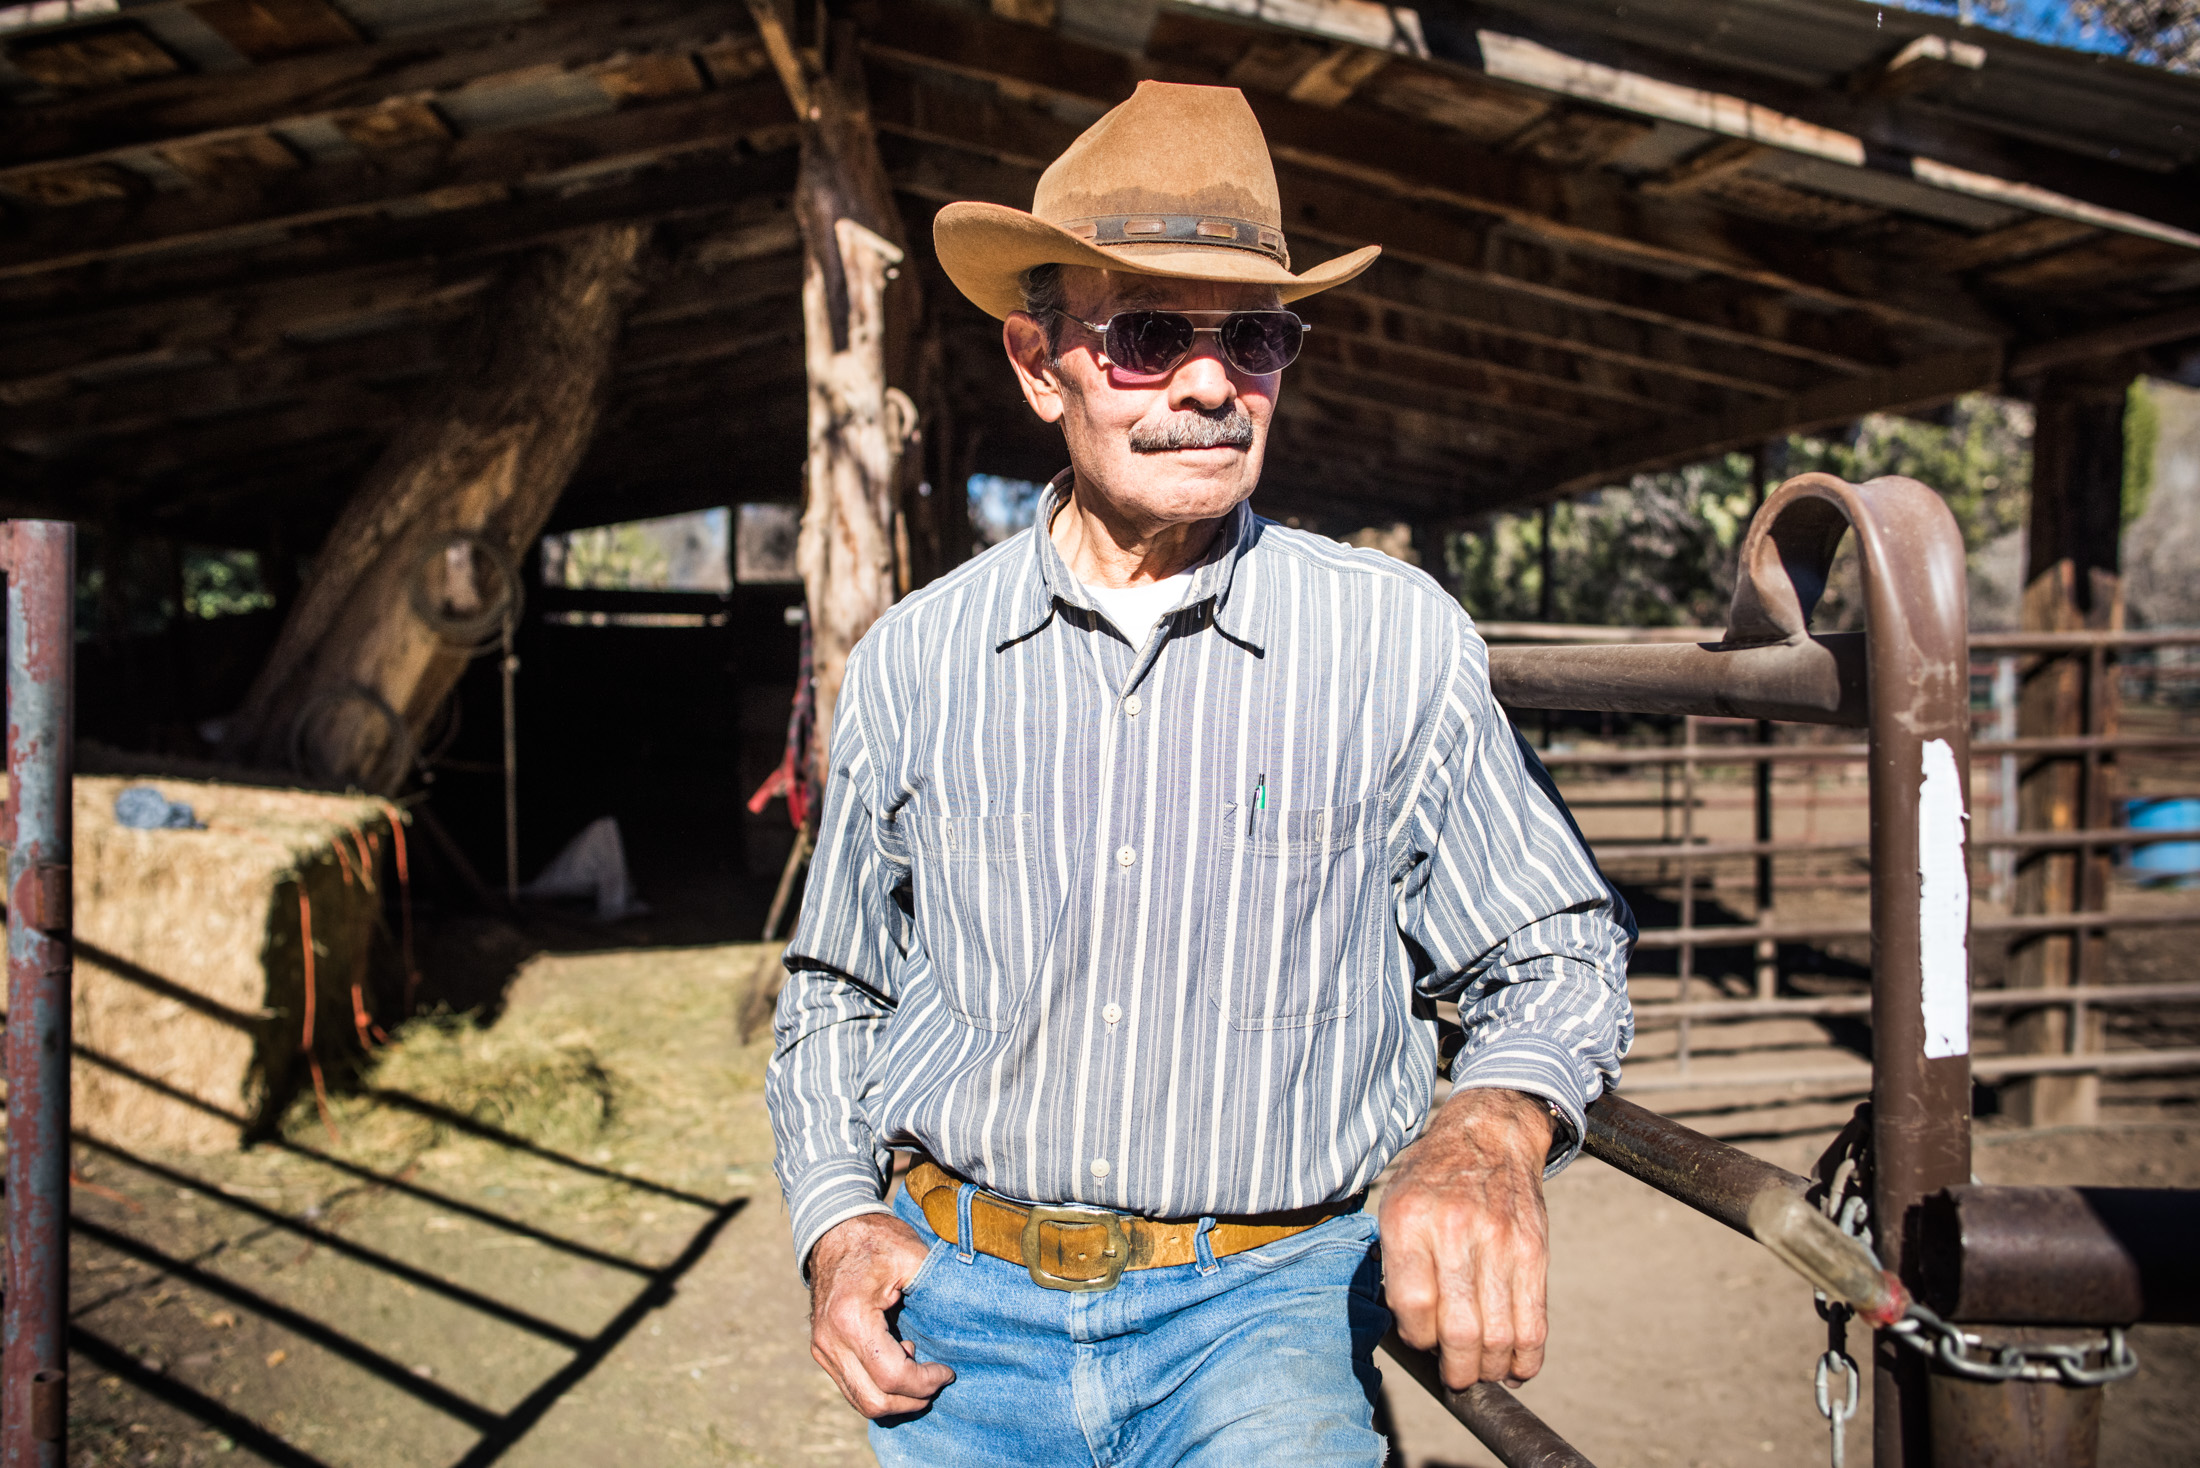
[1004,469,1266,654]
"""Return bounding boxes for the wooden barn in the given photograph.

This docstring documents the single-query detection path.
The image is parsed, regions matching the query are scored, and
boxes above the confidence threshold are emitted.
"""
[4,0,2199,908]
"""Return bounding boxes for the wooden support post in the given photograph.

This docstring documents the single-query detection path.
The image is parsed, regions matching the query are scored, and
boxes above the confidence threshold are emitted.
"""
[2006,364,2132,1127]
[751,0,922,791]
[224,224,648,789]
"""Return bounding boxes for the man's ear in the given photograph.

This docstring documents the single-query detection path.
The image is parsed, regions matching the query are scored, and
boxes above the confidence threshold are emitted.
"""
[1003,312,1066,425]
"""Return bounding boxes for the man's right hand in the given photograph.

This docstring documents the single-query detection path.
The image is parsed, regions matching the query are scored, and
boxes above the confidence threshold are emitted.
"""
[807,1213,956,1419]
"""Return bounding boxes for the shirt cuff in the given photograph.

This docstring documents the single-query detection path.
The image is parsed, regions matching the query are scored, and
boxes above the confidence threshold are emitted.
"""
[778,1153,894,1271]
[1446,1032,1601,1177]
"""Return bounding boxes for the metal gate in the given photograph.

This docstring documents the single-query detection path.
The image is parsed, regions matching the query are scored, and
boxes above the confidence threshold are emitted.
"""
[1384,475,2195,1468]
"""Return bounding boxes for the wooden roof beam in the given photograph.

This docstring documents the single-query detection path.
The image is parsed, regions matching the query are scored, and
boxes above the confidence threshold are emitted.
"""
[1541,343,2007,502]
[1423,5,2200,240]
[0,146,800,316]
[1293,332,1628,430]
[0,1,766,166]
[1295,291,1748,418]
[857,1,2006,337]
[0,78,796,279]
[881,137,1866,401]
[4,293,805,451]
[862,63,1936,372]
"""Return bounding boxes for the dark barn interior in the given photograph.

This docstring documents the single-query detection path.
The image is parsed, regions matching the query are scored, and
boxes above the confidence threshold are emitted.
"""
[6,0,2200,916]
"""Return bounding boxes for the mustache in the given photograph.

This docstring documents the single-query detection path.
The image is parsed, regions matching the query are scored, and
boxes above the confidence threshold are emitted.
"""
[1127,405,1256,453]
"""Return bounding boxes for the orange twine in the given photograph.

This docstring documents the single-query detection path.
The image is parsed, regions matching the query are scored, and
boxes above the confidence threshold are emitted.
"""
[381,803,420,1015]
[299,887,337,1144]
[346,825,376,892]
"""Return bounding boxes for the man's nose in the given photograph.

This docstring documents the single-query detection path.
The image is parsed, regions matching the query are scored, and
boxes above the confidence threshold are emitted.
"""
[1166,338,1235,411]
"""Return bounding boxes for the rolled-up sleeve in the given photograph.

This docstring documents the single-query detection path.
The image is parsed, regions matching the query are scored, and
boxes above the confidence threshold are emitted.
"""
[765,648,914,1268]
[1393,631,1636,1172]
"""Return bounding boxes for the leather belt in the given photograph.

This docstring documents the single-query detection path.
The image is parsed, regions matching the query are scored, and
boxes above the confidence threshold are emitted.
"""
[906,1159,1361,1293]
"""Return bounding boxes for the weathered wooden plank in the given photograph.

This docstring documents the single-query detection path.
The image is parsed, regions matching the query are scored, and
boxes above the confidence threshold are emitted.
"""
[1543,343,2007,500]
[0,2,761,165]
[1408,2,2200,239]
[1292,337,1618,430]
[863,63,1932,372]
[0,145,798,317]
[1293,290,1744,417]
[0,78,795,276]
[859,0,2003,335]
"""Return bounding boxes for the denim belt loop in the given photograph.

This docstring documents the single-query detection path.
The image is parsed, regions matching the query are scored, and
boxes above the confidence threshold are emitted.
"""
[1193,1216,1220,1276]
[954,1183,979,1264]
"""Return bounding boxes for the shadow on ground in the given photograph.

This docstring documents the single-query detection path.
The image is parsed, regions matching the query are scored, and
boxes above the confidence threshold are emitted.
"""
[59,936,815,1468]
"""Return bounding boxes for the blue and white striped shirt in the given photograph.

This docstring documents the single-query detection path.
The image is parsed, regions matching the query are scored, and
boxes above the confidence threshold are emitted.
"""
[768,487,1635,1265]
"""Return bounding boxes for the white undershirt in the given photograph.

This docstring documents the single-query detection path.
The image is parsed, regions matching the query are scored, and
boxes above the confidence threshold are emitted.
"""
[1081,572,1193,650]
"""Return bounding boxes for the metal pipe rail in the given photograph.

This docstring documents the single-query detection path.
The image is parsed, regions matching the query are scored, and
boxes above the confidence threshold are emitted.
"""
[1530,734,2200,766]
[2,521,75,1468]
[1633,980,2200,1025]
[1482,623,2200,653]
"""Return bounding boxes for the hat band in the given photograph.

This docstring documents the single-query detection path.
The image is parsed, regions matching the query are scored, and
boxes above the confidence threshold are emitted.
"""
[1057,214,1289,267]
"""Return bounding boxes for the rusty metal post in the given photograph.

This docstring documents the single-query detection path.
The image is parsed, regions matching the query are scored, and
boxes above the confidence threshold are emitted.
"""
[3,521,75,1468]
[1724,476,1974,1466]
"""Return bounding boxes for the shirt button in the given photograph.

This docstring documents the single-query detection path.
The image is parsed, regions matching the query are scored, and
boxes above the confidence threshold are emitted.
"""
[1090,1158,1111,1179]
[1102,1003,1123,1024]
[1116,845,1137,868]
[1123,694,1143,717]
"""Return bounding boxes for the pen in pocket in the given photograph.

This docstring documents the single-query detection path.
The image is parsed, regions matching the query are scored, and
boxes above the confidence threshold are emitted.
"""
[1248,774,1266,836]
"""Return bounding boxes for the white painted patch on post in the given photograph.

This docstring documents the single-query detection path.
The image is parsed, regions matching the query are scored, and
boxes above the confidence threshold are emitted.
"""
[1918,737,1970,1059]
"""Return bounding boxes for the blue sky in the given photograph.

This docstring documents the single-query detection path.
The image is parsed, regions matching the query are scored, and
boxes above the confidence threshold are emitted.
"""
[1877,1,2136,59]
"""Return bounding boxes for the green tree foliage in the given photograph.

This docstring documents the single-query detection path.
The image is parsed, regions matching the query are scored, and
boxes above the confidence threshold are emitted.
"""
[182,548,275,619]
[556,521,672,590]
[1450,393,2034,630]
[2125,378,2161,526]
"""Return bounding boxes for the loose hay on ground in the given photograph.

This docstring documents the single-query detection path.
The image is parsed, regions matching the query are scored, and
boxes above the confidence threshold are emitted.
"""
[65,775,397,1152]
[301,1015,623,1161]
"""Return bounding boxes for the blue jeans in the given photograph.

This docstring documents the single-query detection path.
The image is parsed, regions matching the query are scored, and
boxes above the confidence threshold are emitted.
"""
[871,1183,1392,1468]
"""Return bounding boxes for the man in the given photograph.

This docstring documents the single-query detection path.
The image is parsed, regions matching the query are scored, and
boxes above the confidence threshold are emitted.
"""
[767,81,1633,1465]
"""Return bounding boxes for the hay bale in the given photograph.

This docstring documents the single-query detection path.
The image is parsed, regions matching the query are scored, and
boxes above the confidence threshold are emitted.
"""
[68,775,397,1153]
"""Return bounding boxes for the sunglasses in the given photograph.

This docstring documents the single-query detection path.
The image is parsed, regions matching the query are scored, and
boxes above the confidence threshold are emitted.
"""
[1052,309,1310,379]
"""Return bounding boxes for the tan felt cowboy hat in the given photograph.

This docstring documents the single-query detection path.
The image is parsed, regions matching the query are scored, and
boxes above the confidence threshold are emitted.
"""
[934,80,1380,320]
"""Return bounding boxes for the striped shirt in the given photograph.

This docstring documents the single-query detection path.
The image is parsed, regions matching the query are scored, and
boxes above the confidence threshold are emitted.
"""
[767,485,1635,1266]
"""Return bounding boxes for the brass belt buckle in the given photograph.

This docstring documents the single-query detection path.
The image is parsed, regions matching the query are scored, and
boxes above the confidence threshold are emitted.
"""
[1020,1204,1130,1293]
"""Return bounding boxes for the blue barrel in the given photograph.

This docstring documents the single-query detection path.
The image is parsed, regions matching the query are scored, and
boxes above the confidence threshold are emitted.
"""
[2129,797,2200,887]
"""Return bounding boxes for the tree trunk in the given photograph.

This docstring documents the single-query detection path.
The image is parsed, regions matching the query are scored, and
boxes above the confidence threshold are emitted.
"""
[225,224,647,788]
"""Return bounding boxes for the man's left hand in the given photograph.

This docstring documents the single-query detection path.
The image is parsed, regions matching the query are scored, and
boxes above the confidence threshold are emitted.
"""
[1378,1087,1555,1390]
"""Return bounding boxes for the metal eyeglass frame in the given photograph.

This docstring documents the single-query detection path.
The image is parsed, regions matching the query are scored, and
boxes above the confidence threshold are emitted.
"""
[1048,308,1312,378]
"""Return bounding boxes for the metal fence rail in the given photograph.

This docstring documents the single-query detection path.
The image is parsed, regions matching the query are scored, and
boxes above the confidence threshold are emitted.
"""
[1482,620,2200,1094]
[1406,471,2191,1468]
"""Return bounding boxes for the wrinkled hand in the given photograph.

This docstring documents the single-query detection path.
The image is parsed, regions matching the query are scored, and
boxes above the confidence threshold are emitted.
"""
[807,1213,955,1418]
[1379,1087,1555,1390]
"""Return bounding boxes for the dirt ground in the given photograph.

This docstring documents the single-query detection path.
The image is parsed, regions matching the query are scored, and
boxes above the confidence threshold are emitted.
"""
[58,923,2200,1468]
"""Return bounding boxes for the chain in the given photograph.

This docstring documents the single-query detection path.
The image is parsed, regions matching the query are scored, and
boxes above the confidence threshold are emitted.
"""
[1888,1305,2139,1386]
[1810,1156,1870,1468]
[1806,1155,2139,1402]
[1813,1350,1861,1468]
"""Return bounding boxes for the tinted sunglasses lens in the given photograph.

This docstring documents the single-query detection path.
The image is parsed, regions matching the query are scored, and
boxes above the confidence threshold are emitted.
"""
[1221,312,1303,374]
[1105,312,1197,375]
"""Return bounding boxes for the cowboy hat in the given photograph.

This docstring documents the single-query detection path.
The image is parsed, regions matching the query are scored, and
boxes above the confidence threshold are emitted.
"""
[934,80,1380,320]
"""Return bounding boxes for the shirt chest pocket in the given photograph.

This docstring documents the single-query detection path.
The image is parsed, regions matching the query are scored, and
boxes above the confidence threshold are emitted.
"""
[1205,796,1388,1030]
[907,812,1051,1031]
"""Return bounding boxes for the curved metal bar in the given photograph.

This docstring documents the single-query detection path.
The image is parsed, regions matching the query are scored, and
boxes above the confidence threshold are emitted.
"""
[1715,473,1977,1466]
